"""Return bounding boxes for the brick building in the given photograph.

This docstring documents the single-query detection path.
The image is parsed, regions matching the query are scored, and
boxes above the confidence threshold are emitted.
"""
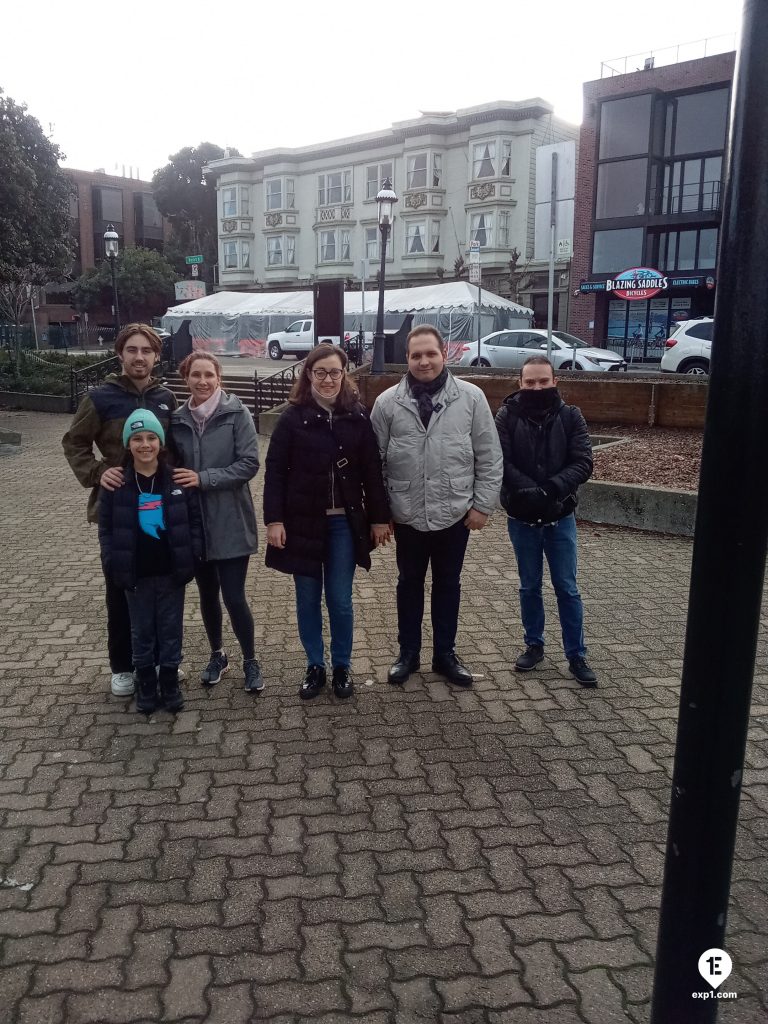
[38,169,168,340]
[568,50,735,360]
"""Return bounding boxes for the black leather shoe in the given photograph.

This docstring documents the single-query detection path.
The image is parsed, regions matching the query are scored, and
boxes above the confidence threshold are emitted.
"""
[568,657,598,688]
[515,644,545,672]
[299,664,326,700]
[387,650,420,686]
[431,652,473,687]
[332,666,354,699]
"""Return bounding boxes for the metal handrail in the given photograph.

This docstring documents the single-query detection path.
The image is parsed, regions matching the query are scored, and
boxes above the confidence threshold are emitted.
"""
[70,355,120,411]
[254,358,306,418]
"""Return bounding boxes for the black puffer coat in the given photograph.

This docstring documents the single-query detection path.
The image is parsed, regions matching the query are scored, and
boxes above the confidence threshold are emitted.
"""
[495,390,593,524]
[98,461,204,590]
[263,401,390,578]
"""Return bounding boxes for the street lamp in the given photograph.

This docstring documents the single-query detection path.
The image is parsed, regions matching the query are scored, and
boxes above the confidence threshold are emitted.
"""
[372,177,398,374]
[103,224,120,333]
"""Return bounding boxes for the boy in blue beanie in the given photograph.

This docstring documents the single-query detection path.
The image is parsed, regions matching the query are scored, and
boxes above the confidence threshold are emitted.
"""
[99,409,202,713]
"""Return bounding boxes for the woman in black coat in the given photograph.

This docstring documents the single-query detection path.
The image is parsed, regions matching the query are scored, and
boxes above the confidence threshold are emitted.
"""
[264,344,391,701]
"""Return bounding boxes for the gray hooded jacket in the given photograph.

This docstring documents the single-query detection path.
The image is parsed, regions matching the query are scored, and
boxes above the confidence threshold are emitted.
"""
[170,392,259,561]
[371,373,502,531]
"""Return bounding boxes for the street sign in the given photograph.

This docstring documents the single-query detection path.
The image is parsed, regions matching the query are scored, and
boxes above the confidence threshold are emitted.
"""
[469,239,480,252]
[469,263,481,284]
[191,264,199,278]
[185,255,204,265]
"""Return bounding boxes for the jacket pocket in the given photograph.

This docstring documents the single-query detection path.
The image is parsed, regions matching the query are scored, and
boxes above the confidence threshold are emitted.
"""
[387,478,412,522]
[449,474,474,519]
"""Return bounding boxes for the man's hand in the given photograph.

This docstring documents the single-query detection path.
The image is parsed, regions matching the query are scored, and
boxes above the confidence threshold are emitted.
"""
[266,523,286,548]
[173,468,200,488]
[464,508,489,531]
[370,524,392,547]
[100,466,125,491]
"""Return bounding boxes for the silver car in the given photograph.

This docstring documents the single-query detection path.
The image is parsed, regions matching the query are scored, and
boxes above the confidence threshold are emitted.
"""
[456,329,626,372]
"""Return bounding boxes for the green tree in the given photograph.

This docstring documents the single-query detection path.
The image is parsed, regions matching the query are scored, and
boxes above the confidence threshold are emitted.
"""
[71,247,178,324]
[152,142,240,285]
[0,88,74,341]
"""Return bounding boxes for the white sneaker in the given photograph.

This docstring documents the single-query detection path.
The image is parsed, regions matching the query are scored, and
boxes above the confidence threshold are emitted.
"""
[111,671,135,697]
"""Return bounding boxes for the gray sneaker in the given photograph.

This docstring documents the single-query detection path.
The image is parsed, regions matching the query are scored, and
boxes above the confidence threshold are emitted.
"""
[244,659,265,694]
[201,651,229,685]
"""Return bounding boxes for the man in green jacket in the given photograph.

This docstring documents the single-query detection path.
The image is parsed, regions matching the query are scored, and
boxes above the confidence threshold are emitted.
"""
[62,323,177,697]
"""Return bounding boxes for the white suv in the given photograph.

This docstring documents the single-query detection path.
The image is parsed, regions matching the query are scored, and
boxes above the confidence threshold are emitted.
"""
[660,318,714,375]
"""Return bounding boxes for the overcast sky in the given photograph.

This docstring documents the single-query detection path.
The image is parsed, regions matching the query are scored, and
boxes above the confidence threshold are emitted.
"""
[3,0,741,180]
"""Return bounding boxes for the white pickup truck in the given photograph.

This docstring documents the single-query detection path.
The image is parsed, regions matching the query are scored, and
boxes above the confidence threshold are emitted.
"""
[267,319,342,360]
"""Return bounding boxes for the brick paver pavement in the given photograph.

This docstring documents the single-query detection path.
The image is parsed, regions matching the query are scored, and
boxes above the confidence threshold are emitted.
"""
[0,409,766,1024]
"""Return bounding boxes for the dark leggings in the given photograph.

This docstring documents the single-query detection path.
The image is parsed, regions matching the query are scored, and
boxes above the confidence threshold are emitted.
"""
[194,557,255,661]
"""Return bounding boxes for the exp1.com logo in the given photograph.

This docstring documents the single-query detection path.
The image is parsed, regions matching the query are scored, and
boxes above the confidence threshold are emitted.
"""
[692,949,738,1001]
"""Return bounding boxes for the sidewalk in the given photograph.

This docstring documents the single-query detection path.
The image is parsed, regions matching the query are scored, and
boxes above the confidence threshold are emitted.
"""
[0,409,765,1024]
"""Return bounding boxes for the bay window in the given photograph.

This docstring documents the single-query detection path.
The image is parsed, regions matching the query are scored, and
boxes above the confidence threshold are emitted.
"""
[318,170,352,206]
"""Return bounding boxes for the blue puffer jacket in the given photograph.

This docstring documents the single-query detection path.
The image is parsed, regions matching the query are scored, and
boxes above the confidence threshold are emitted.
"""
[98,461,204,590]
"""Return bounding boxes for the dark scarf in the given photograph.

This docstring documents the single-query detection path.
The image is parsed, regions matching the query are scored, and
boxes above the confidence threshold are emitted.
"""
[407,367,449,428]
[517,386,560,422]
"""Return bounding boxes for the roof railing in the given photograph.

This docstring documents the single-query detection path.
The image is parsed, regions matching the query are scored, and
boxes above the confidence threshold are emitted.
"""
[600,34,737,78]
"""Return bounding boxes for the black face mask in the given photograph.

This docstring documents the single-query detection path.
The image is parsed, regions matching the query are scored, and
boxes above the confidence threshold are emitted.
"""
[518,386,559,413]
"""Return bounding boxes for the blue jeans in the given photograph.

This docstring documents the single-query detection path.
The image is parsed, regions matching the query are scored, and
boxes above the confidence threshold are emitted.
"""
[124,575,185,669]
[506,513,586,660]
[294,516,356,669]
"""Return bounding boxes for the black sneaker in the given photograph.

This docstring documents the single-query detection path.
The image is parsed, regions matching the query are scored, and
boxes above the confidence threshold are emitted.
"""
[201,651,228,686]
[158,666,184,713]
[331,666,354,699]
[515,645,545,672]
[244,659,265,694]
[431,652,473,687]
[568,657,598,688]
[299,664,326,700]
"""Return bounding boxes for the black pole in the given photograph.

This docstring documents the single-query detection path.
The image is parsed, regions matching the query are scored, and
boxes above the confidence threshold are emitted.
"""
[371,223,389,374]
[651,4,768,1020]
[109,255,120,332]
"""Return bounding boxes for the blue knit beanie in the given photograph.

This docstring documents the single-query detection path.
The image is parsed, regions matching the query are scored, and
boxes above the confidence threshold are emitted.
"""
[122,408,165,446]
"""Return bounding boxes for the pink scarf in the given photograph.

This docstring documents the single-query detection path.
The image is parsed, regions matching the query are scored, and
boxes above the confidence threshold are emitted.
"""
[188,388,222,433]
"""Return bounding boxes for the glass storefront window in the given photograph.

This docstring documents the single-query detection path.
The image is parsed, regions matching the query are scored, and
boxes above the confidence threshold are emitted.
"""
[599,95,652,159]
[596,158,648,219]
[592,228,643,274]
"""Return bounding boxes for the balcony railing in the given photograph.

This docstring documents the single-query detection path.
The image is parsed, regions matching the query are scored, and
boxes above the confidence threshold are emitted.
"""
[649,179,722,216]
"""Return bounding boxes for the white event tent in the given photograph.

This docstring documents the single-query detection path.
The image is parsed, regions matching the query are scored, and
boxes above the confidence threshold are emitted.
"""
[161,281,532,358]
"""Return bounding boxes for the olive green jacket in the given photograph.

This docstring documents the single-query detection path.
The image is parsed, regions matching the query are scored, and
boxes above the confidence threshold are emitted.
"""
[62,372,177,523]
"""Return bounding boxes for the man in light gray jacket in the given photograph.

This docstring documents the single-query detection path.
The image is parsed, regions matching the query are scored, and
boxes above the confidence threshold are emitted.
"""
[371,325,502,687]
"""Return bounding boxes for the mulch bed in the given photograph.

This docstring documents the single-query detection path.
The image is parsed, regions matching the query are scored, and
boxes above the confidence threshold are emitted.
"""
[590,425,702,492]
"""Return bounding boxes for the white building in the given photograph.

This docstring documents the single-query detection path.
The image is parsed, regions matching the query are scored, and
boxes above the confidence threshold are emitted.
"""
[203,99,577,321]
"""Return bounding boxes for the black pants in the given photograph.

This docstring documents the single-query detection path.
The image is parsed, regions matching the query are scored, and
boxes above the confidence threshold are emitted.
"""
[195,557,255,661]
[125,576,184,669]
[104,570,133,673]
[394,519,470,656]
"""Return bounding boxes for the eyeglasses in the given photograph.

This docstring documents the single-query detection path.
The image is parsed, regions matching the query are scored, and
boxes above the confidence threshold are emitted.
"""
[312,368,343,381]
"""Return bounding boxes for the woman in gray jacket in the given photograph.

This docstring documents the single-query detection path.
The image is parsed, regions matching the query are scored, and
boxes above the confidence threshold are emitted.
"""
[170,352,263,693]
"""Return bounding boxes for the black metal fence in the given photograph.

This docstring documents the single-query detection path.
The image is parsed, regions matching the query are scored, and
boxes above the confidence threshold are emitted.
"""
[69,355,121,411]
[253,359,306,426]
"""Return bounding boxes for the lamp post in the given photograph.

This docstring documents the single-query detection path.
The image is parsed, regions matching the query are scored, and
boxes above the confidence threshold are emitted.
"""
[103,224,120,333]
[372,177,398,374]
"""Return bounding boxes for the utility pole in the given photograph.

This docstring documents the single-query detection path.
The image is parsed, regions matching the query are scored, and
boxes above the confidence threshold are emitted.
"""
[651,2,768,1020]
[546,151,558,362]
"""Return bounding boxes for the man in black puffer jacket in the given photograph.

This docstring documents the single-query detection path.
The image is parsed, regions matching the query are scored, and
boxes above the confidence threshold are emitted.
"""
[495,356,597,687]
